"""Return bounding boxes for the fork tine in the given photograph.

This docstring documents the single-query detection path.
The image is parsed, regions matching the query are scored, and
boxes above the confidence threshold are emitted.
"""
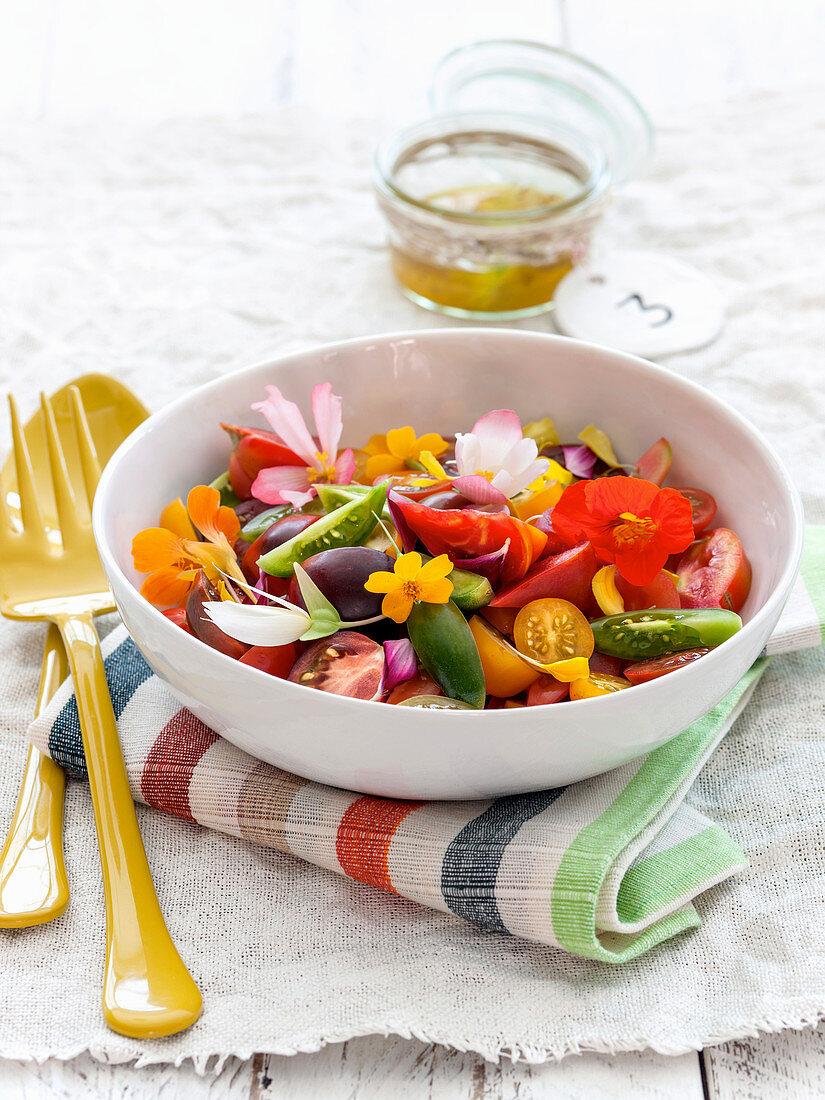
[8,395,47,545]
[68,385,102,505]
[40,392,82,542]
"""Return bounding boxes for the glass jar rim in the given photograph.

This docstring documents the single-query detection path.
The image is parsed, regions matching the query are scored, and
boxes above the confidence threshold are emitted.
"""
[373,111,611,224]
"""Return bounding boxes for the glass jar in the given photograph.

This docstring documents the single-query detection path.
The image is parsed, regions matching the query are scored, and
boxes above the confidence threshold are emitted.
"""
[373,41,653,320]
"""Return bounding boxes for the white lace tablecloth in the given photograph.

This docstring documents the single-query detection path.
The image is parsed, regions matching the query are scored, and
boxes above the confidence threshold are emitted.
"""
[0,91,824,1068]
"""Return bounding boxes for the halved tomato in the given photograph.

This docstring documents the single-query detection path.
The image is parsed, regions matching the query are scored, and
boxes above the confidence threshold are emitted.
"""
[513,598,595,665]
[386,672,443,704]
[675,528,752,612]
[240,643,297,678]
[469,616,540,698]
[526,675,569,706]
[671,487,717,534]
[490,542,599,611]
[624,647,711,684]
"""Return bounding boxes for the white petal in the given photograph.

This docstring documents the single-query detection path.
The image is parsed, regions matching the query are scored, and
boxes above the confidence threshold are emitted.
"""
[203,600,309,647]
[470,409,523,467]
[504,458,552,497]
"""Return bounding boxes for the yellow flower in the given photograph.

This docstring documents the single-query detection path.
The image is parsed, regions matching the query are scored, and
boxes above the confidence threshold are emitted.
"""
[362,427,448,482]
[364,552,454,624]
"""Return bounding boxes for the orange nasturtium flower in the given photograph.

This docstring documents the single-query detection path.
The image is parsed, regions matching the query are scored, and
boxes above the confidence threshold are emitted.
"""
[132,485,246,607]
[550,476,694,587]
[363,551,454,624]
[361,427,449,483]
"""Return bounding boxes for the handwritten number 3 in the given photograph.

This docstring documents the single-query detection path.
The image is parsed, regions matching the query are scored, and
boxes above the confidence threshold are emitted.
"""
[616,294,673,328]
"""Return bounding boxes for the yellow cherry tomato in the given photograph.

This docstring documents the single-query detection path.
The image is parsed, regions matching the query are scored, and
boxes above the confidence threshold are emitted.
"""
[541,656,590,682]
[469,615,540,698]
[514,598,595,665]
[569,673,632,700]
[591,565,625,616]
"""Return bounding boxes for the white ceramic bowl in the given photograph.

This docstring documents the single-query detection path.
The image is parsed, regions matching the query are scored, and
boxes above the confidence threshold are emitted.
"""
[93,330,804,799]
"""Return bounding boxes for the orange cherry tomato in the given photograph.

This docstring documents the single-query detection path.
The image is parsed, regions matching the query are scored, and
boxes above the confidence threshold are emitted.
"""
[569,673,632,700]
[469,616,540,698]
[513,598,594,665]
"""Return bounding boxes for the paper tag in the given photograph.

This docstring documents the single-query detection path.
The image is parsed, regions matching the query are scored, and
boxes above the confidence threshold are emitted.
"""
[553,251,724,357]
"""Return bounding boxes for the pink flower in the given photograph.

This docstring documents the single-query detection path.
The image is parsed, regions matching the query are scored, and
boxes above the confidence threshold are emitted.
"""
[250,383,356,508]
[454,409,549,501]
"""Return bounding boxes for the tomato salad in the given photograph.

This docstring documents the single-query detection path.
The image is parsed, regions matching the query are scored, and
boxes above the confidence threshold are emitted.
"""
[132,383,752,709]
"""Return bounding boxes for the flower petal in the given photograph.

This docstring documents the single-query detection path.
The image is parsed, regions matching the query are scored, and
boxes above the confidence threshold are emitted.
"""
[140,566,198,607]
[363,434,388,457]
[386,426,417,459]
[365,453,405,481]
[419,577,454,604]
[333,448,357,485]
[470,409,524,466]
[588,476,659,520]
[364,571,401,594]
[382,589,414,624]
[202,600,309,646]
[383,637,418,693]
[252,386,317,465]
[417,553,454,583]
[187,485,223,542]
[251,465,313,505]
[454,432,482,477]
[311,382,344,461]
[414,433,448,457]
[159,498,196,540]
[613,544,668,587]
[132,527,189,573]
[394,551,422,581]
[453,474,510,506]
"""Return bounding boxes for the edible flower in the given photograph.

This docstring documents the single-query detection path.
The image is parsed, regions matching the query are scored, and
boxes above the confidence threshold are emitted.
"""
[455,409,550,500]
[364,552,454,624]
[202,563,385,646]
[132,485,246,606]
[362,427,449,482]
[550,476,694,586]
[250,382,356,508]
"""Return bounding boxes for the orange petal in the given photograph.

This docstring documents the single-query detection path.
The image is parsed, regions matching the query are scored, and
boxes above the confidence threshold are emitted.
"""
[382,589,414,623]
[159,497,196,539]
[132,527,188,573]
[364,453,405,481]
[215,503,240,543]
[186,484,223,542]
[140,567,199,607]
[386,426,417,459]
[413,433,448,457]
[362,434,388,457]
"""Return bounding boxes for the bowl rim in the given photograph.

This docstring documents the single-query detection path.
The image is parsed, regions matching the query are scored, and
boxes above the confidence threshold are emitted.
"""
[92,327,805,719]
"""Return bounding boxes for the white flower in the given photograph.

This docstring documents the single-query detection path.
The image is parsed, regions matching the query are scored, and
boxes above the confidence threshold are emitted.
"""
[454,409,549,500]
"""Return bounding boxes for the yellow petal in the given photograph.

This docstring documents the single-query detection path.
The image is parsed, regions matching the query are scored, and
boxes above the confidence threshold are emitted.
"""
[578,424,620,468]
[414,433,449,457]
[591,565,625,616]
[523,417,559,449]
[159,498,197,540]
[362,434,388,457]
[382,589,415,623]
[365,453,405,481]
[419,578,454,605]
[418,554,454,583]
[386,426,417,459]
[418,450,448,480]
[394,551,422,581]
[542,656,590,682]
[364,571,401,594]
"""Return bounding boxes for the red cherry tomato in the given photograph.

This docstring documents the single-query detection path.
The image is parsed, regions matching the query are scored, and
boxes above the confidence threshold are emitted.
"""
[161,607,193,634]
[676,528,752,612]
[386,672,443,705]
[589,651,626,677]
[221,423,306,500]
[526,675,569,706]
[615,570,681,611]
[624,648,712,684]
[481,605,519,638]
[672,487,717,534]
[239,643,297,678]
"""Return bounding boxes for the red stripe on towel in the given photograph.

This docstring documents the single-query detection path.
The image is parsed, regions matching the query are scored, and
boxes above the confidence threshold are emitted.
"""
[336,797,425,892]
[140,708,220,821]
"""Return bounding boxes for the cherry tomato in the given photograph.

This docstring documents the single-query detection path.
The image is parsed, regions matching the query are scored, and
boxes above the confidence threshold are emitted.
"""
[239,644,297,678]
[288,631,385,700]
[569,673,632,700]
[469,616,540,698]
[615,570,681,611]
[526,675,569,706]
[589,651,626,678]
[185,573,249,660]
[386,672,442,705]
[161,607,192,634]
[221,423,306,500]
[676,528,752,612]
[624,648,711,684]
[480,605,518,637]
[514,598,595,665]
[672,487,717,533]
[490,542,600,612]
[634,437,672,485]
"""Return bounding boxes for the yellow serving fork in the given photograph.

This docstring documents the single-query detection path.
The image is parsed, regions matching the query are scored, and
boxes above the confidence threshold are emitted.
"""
[0,376,147,929]
[0,382,202,1038]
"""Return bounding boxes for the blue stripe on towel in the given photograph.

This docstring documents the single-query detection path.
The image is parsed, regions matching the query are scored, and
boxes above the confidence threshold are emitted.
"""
[441,787,567,933]
[48,636,153,776]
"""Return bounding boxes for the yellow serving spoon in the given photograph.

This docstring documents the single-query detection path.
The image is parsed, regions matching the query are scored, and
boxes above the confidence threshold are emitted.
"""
[0,376,202,1038]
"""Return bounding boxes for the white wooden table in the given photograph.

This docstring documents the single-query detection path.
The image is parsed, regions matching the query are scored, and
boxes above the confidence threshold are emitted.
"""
[2,1,824,1095]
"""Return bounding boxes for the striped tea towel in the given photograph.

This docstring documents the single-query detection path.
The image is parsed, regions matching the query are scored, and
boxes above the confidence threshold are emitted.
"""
[28,529,825,963]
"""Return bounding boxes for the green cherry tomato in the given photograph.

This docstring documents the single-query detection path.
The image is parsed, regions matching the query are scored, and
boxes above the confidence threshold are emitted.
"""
[590,608,742,660]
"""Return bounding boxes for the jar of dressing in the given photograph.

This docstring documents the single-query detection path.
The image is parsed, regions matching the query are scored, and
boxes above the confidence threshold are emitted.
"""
[373,41,653,320]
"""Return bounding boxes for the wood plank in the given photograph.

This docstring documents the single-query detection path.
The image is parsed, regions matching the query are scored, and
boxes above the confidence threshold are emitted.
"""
[253,1036,704,1098]
[704,1024,825,1100]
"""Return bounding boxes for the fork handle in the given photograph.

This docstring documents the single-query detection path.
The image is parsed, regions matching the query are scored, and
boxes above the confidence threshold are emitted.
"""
[0,626,69,928]
[56,611,202,1038]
